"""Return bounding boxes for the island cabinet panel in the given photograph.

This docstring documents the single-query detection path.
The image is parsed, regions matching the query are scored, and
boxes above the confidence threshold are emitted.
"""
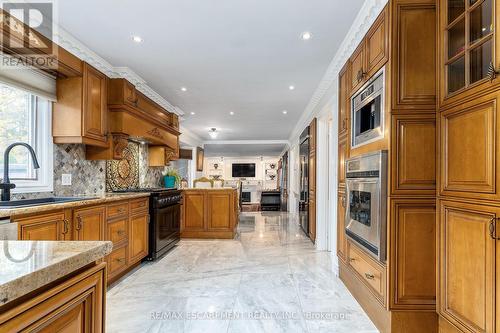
[184,193,206,231]
[182,189,238,239]
[16,210,71,241]
[73,206,106,241]
[391,114,436,195]
[207,193,232,230]
[390,199,436,309]
[0,263,106,333]
[439,95,500,200]
[392,2,437,110]
[129,213,149,264]
[438,199,497,333]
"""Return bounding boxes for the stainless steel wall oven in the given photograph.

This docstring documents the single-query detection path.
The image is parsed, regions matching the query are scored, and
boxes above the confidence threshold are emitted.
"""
[345,151,387,261]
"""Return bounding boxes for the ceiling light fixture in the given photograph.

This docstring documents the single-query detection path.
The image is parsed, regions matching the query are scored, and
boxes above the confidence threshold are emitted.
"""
[289,85,295,90]
[301,31,313,40]
[229,111,235,115]
[208,128,218,139]
[190,112,196,115]
[282,110,288,115]
[132,35,143,43]
[181,87,187,92]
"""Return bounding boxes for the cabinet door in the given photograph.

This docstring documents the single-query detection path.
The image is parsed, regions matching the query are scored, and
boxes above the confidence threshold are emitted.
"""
[438,199,496,333]
[365,6,388,77]
[207,193,232,230]
[337,190,347,261]
[184,193,205,230]
[0,264,105,332]
[129,213,149,263]
[338,63,350,136]
[338,136,348,188]
[440,94,500,201]
[439,0,500,106]
[350,43,366,93]
[74,206,105,241]
[83,63,107,143]
[17,211,71,241]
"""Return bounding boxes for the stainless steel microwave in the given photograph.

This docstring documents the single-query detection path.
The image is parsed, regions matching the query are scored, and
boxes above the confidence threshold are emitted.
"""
[351,67,385,148]
[345,150,387,261]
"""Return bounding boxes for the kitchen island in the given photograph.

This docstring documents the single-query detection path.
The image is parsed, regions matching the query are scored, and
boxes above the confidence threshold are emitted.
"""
[182,188,239,239]
[0,240,112,331]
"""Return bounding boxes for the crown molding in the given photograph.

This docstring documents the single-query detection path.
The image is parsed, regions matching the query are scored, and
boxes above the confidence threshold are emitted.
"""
[55,27,182,115]
[288,0,388,144]
[203,140,290,145]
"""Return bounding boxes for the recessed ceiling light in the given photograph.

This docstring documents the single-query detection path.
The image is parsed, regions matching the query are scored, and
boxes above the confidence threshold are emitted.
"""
[301,31,313,40]
[289,85,295,90]
[282,110,288,115]
[132,35,143,43]
[190,112,196,115]
[229,111,235,115]
[181,87,187,92]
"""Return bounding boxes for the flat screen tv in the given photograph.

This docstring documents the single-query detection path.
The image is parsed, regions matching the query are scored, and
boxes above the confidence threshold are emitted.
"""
[232,163,256,178]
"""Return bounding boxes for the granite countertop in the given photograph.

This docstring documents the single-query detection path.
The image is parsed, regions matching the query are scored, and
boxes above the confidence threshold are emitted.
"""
[0,240,112,307]
[0,192,151,219]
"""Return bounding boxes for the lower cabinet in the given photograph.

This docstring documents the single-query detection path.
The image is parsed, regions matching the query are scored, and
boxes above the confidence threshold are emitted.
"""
[129,213,149,264]
[0,263,106,332]
[73,206,106,241]
[16,210,71,241]
[182,189,238,239]
[438,199,497,333]
[337,190,347,261]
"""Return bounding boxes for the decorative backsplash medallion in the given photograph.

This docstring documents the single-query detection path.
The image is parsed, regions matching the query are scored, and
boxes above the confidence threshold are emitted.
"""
[106,142,139,191]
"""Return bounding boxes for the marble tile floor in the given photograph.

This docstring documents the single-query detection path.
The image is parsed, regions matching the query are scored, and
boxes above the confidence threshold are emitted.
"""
[106,212,378,333]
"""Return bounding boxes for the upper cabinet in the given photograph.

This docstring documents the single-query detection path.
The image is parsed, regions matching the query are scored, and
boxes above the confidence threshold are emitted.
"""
[53,63,108,147]
[350,6,389,95]
[339,62,350,137]
[439,0,500,106]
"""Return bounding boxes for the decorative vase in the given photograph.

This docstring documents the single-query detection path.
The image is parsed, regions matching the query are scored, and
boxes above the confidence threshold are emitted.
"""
[164,176,176,188]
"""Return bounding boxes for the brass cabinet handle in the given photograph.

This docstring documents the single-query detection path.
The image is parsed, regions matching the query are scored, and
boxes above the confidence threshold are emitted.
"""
[117,207,125,213]
[62,219,69,234]
[76,216,82,231]
[342,119,346,130]
[365,273,375,280]
[117,230,125,236]
[487,61,499,83]
[341,195,346,208]
[115,258,125,263]
[489,217,500,240]
[348,257,355,262]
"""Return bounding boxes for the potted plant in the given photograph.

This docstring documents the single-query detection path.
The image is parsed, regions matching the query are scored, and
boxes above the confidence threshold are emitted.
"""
[163,168,181,188]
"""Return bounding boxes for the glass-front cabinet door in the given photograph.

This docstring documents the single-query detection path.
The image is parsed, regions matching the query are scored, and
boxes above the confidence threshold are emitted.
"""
[441,0,497,103]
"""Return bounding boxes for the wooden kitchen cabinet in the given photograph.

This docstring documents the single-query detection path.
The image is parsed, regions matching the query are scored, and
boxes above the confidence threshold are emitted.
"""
[438,199,497,333]
[73,206,106,241]
[0,263,106,333]
[350,6,389,94]
[439,0,500,107]
[439,93,500,201]
[16,210,72,241]
[338,136,348,188]
[182,189,238,239]
[53,63,108,147]
[128,213,149,264]
[338,62,350,137]
[337,190,347,262]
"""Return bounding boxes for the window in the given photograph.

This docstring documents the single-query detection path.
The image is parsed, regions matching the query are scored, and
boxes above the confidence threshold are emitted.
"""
[0,82,53,193]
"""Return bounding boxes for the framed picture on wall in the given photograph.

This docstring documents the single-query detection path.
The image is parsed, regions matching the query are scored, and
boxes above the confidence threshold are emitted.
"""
[196,147,204,171]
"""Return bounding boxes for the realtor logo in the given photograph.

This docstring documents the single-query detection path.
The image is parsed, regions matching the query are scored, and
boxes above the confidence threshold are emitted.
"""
[0,0,58,69]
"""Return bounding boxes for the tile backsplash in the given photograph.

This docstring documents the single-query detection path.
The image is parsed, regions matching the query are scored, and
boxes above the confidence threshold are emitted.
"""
[13,142,190,199]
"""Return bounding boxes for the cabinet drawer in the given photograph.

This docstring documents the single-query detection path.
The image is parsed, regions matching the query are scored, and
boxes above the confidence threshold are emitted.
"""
[107,202,129,220]
[108,246,127,276]
[130,198,148,213]
[107,218,128,246]
[347,242,385,298]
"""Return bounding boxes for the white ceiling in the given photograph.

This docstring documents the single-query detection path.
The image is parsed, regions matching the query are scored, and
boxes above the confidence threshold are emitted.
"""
[58,0,364,141]
[204,143,287,157]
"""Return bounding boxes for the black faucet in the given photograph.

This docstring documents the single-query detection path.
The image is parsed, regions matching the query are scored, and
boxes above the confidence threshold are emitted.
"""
[0,143,40,201]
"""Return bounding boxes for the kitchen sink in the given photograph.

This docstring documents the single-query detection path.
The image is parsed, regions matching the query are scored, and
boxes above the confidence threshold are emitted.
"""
[0,197,96,209]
